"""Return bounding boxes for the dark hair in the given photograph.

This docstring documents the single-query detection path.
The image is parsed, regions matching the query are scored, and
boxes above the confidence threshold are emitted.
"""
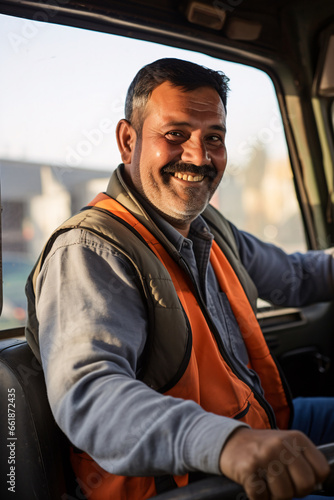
[125,58,229,132]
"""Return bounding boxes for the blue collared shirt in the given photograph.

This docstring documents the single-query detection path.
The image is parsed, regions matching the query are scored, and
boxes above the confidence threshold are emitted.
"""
[145,203,265,396]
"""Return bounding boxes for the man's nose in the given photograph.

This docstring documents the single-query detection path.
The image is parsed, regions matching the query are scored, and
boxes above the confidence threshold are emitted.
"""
[181,139,210,166]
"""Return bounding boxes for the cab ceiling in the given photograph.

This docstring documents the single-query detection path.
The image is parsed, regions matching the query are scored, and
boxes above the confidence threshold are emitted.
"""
[1,0,334,73]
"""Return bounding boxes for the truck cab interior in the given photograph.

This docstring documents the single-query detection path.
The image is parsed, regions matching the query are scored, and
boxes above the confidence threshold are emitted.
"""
[1,0,334,498]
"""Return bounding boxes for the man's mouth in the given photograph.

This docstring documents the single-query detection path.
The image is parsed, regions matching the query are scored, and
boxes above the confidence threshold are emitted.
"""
[162,162,216,183]
[173,172,204,182]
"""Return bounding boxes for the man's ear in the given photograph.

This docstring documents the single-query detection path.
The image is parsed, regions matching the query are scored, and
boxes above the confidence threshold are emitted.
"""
[116,119,137,164]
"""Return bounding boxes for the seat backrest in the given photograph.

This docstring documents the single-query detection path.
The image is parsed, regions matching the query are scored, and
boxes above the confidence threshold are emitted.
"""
[0,338,69,499]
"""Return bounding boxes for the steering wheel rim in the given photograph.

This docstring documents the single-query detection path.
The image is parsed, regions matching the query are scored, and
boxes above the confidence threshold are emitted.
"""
[152,475,244,500]
[152,443,334,500]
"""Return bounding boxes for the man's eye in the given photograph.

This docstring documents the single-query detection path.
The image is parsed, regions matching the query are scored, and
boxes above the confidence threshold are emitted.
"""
[207,135,224,145]
[165,131,184,141]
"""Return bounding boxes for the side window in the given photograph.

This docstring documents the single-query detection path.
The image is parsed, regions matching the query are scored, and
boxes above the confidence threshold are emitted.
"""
[0,14,306,329]
[217,69,306,253]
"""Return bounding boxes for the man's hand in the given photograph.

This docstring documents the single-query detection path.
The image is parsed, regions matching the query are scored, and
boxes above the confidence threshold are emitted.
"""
[219,428,330,500]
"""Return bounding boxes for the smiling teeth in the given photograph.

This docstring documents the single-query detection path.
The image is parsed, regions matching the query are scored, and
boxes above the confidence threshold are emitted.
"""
[174,172,204,182]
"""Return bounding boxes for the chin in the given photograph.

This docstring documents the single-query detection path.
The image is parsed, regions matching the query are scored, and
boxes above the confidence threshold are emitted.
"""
[168,207,205,222]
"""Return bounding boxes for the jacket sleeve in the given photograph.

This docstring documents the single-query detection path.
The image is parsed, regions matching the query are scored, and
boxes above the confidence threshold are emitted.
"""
[230,224,334,306]
[35,227,246,476]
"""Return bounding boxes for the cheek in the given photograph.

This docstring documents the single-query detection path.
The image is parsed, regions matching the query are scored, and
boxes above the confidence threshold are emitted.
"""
[152,141,179,162]
[142,143,165,165]
[215,149,228,172]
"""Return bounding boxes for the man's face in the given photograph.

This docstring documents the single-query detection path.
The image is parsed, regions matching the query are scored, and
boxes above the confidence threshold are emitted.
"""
[122,81,227,232]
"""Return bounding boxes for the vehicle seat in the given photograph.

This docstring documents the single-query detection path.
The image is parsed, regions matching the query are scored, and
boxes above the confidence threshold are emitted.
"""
[0,338,76,499]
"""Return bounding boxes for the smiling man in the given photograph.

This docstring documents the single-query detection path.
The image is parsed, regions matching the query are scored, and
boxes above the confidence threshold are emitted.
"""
[117,80,227,234]
[26,58,334,500]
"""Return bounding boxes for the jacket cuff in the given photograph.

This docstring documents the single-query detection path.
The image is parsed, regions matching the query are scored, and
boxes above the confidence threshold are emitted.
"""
[183,412,249,474]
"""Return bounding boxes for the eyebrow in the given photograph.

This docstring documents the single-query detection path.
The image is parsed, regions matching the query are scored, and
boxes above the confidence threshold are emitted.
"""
[163,121,226,133]
[211,124,227,133]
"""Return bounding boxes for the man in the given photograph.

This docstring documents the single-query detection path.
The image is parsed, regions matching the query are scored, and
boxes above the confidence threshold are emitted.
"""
[26,58,332,500]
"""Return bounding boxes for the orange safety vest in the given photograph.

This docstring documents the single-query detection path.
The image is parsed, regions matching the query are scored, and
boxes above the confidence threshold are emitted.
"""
[70,193,290,500]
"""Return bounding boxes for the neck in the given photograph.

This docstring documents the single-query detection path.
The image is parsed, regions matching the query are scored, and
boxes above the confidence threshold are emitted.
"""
[169,221,191,238]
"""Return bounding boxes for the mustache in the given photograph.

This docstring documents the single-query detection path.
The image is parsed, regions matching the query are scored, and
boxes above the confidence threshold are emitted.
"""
[161,161,217,179]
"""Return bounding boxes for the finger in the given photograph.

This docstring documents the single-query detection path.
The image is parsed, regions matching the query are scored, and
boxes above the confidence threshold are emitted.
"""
[243,471,270,500]
[286,456,317,498]
[266,462,295,500]
[303,445,331,483]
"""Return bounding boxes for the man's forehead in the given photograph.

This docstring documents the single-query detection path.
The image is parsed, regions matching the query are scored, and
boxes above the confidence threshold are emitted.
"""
[150,81,222,102]
[146,81,225,119]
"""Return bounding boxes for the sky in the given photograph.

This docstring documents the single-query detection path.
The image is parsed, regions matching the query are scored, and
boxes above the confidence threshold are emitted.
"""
[0,13,288,172]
